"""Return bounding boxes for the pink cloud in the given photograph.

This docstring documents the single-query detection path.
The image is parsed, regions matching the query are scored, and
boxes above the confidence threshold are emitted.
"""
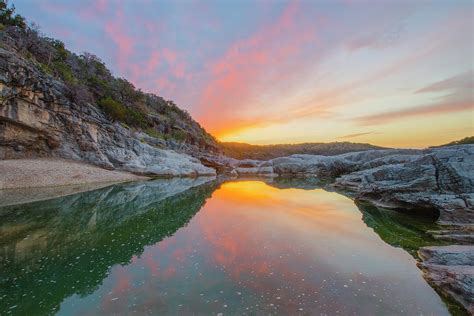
[105,9,135,74]
[162,48,177,64]
[196,2,319,135]
[79,0,108,19]
[147,51,161,71]
[172,62,187,79]
[155,77,177,95]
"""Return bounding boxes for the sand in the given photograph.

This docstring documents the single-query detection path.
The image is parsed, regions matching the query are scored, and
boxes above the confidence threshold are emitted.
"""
[0,158,148,190]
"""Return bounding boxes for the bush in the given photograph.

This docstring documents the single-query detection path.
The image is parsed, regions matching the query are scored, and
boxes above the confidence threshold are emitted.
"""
[98,97,148,128]
[38,62,52,74]
[125,108,147,128]
[87,75,111,97]
[98,97,127,122]
[171,129,187,142]
[145,128,166,140]
[53,61,75,83]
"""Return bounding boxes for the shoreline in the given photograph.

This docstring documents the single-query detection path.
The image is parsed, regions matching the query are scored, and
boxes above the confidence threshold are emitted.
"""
[0,158,149,190]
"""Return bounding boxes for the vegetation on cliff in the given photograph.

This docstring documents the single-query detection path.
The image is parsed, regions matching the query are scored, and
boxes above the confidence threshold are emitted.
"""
[0,0,218,152]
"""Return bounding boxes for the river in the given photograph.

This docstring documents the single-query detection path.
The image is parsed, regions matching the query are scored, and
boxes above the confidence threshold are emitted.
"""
[0,178,450,315]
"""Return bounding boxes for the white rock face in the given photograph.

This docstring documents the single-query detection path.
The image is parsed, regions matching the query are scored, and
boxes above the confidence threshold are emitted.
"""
[121,145,216,177]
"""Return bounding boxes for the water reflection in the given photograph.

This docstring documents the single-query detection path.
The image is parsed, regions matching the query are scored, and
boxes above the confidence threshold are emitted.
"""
[0,178,218,315]
[0,179,449,315]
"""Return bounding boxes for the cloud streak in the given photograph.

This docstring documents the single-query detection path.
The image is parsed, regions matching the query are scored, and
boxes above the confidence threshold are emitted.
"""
[357,71,474,126]
[337,132,377,139]
[356,100,472,126]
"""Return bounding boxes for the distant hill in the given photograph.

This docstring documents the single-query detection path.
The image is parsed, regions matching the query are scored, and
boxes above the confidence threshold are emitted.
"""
[220,142,388,160]
[431,136,474,148]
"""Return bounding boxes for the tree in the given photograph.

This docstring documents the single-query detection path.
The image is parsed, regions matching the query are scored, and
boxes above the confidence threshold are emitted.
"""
[0,0,26,28]
[114,78,143,105]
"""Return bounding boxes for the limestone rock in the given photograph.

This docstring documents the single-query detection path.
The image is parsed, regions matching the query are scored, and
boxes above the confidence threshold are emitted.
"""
[0,48,215,177]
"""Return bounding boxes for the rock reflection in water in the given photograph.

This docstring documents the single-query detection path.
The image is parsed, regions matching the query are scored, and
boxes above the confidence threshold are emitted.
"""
[0,177,218,315]
[0,179,450,315]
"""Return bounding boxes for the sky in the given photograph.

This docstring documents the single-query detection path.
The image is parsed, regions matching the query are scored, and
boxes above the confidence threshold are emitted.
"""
[14,0,474,148]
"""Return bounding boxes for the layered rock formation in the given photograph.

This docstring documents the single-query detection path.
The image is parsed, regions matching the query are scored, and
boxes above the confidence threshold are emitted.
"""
[0,48,215,177]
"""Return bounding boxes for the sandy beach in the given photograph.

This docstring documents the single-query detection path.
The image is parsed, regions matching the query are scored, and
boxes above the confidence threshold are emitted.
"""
[0,158,148,190]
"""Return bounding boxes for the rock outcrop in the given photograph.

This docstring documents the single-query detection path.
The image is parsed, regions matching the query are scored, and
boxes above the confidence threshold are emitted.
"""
[0,48,215,177]
[333,146,474,225]
[418,246,474,314]
[223,146,473,225]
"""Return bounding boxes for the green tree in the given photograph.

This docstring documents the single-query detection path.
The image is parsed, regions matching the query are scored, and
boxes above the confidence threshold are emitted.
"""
[0,0,26,28]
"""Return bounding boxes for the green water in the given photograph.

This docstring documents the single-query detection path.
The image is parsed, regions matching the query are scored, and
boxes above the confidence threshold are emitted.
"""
[0,178,451,315]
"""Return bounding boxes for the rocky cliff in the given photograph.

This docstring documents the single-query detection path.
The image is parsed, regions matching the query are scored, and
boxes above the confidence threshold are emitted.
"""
[0,47,215,176]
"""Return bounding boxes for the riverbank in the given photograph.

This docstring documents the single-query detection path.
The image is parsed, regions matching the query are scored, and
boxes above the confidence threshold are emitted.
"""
[0,158,148,190]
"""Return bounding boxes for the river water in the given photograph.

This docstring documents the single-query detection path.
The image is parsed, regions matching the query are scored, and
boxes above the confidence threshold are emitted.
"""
[0,178,449,315]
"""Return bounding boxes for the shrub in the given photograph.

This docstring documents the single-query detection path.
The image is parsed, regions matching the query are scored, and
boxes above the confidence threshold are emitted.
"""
[98,97,127,122]
[145,128,166,140]
[53,61,75,83]
[97,97,148,128]
[87,75,111,97]
[125,108,147,128]
[171,129,187,142]
[38,62,52,74]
